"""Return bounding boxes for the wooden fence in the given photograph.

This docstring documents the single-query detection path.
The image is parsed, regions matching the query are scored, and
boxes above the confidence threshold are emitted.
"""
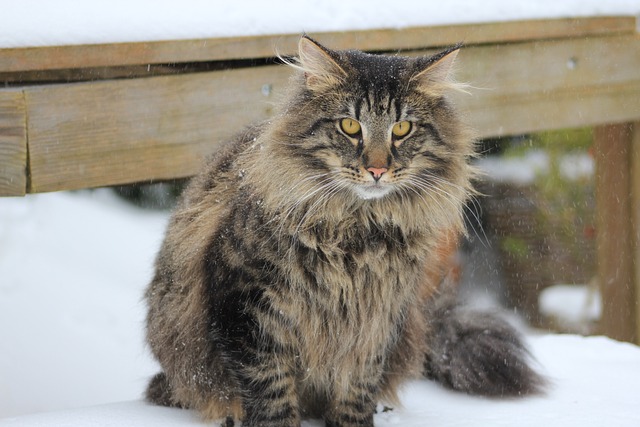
[1,16,638,343]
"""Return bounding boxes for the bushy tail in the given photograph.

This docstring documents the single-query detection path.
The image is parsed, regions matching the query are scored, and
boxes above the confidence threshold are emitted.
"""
[424,295,546,397]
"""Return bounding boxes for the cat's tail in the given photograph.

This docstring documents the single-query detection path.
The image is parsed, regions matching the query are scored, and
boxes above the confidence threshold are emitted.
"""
[423,295,546,397]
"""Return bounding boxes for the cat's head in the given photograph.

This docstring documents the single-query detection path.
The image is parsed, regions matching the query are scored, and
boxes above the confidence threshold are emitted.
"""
[268,36,473,206]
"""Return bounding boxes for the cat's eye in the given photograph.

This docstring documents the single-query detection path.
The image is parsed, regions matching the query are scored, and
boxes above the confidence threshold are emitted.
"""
[392,121,412,139]
[340,118,361,137]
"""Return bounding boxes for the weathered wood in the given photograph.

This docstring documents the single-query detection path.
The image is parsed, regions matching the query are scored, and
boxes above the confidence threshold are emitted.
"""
[0,16,634,73]
[25,66,285,193]
[594,123,637,343]
[461,82,640,138]
[0,90,27,196]
[632,123,640,344]
[15,32,640,193]
[453,33,640,137]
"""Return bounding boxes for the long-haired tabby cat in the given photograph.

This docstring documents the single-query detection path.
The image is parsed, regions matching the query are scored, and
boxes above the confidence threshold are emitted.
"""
[145,36,544,427]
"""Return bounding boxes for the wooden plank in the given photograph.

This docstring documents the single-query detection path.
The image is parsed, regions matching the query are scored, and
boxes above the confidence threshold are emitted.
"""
[19,32,640,193]
[25,66,287,193]
[0,16,635,73]
[594,124,636,343]
[464,81,640,139]
[399,33,640,135]
[632,123,640,344]
[0,90,27,196]
[453,34,640,137]
[461,34,639,96]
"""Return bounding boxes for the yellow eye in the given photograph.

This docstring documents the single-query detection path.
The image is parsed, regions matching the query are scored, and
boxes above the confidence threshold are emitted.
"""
[340,118,361,137]
[392,121,412,138]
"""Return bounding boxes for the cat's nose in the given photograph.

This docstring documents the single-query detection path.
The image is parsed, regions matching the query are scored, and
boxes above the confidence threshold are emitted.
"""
[367,167,388,181]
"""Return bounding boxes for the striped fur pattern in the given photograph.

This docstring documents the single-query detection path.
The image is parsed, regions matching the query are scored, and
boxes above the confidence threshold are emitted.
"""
[145,36,543,427]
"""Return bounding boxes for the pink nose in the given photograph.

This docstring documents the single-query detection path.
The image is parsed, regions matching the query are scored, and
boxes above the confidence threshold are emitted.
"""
[367,167,388,180]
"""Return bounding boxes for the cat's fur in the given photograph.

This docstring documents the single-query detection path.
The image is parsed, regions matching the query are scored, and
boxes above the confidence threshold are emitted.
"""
[145,36,544,427]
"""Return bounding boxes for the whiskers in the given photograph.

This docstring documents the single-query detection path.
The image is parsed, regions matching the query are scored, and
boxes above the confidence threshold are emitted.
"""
[260,164,486,253]
[395,169,488,246]
[263,170,350,246]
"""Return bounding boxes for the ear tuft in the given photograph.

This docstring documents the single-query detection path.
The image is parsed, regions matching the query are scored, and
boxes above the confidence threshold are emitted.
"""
[412,46,465,95]
[298,36,346,91]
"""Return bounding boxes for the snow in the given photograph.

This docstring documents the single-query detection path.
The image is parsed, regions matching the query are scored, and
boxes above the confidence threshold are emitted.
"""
[1,0,639,48]
[0,191,166,417]
[539,284,602,329]
[475,150,595,185]
[2,191,640,426]
[476,150,550,185]
[2,334,640,427]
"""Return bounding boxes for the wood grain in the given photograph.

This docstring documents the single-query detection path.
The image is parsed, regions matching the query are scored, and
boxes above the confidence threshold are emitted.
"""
[0,16,634,72]
[25,66,286,193]
[632,123,640,345]
[594,124,637,343]
[0,90,27,196]
[453,34,640,136]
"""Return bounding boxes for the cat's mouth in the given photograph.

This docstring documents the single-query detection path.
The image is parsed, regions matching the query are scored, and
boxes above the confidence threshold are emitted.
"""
[353,182,394,200]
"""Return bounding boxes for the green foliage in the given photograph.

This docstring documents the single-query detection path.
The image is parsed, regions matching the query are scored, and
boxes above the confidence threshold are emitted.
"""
[501,236,530,260]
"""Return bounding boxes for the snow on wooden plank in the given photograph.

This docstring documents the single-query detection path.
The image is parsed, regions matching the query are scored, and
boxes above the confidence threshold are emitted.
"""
[3,0,639,50]
[0,91,27,196]
[0,17,635,73]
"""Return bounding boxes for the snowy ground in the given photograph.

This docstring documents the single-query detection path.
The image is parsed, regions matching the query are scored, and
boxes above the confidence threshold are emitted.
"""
[3,335,640,427]
[0,191,165,418]
[2,191,640,426]
[1,0,639,48]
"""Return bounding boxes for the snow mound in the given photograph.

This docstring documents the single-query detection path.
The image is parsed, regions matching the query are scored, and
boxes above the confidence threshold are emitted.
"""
[539,284,602,334]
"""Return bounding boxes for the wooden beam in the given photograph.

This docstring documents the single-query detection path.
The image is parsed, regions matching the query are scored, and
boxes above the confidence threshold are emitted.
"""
[453,33,640,137]
[632,123,640,344]
[461,82,640,139]
[377,33,640,135]
[0,90,27,196]
[24,66,286,193]
[594,124,637,343]
[0,16,635,72]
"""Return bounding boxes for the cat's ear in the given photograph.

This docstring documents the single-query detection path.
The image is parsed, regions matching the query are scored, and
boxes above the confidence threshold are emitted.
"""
[411,46,462,95]
[298,36,347,91]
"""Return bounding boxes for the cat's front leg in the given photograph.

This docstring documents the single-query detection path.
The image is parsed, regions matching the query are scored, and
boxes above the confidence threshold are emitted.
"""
[235,326,301,427]
[324,375,380,427]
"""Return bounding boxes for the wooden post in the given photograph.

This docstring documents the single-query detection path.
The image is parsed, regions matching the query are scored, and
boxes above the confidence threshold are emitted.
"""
[632,123,640,344]
[594,123,638,343]
[0,90,28,196]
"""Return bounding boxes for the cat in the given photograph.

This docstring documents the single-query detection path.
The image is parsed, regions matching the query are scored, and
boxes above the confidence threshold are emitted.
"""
[144,35,544,427]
